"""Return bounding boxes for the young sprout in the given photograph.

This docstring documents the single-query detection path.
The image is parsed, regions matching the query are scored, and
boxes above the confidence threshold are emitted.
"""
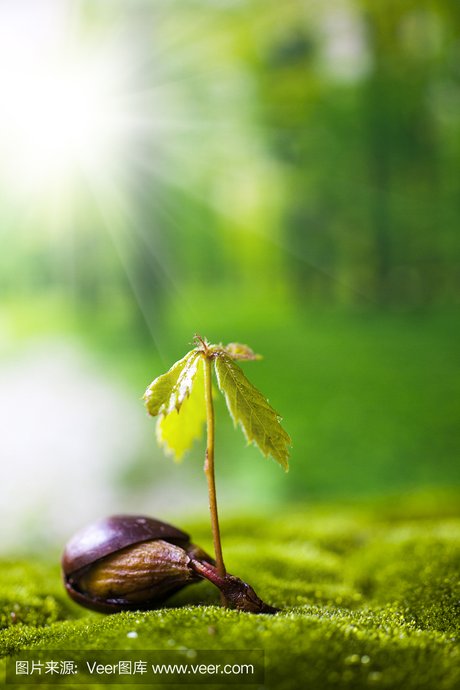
[144,336,291,609]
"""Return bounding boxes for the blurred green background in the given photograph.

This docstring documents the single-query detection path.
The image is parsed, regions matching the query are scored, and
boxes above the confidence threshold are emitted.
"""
[1,0,459,549]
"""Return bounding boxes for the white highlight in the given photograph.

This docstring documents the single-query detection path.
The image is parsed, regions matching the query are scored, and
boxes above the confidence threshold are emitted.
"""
[0,2,126,197]
[0,340,145,551]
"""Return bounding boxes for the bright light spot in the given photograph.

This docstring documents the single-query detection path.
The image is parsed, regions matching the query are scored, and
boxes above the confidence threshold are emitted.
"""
[1,62,121,191]
[2,63,116,184]
[320,7,371,82]
[0,4,129,198]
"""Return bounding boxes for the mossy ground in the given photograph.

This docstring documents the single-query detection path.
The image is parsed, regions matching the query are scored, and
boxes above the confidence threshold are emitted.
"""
[1,495,459,690]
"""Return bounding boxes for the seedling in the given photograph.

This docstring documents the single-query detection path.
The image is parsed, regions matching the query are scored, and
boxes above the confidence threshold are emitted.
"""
[144,336,291,604]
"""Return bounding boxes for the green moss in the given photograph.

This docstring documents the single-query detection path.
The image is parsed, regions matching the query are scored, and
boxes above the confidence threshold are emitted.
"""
[1,498,459,689]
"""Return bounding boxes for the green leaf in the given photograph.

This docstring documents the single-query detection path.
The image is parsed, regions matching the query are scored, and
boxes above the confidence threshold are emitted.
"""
[214,353,291,470]
[156,356,206,460]
[144,349,198,417]
[222,342,262,361]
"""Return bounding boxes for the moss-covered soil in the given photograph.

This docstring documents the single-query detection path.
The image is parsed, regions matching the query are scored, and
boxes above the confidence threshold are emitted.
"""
[1,496,459,689]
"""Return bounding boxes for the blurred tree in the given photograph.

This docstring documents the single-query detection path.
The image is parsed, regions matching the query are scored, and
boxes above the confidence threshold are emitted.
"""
[2,0,460,320]
[251,0,460,307]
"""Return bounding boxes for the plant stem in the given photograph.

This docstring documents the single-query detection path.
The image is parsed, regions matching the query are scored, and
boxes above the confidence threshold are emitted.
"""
[203,354,226,593]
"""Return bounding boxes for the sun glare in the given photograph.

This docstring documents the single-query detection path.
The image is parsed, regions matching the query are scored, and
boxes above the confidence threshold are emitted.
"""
[0,5,129,199]
[2,61,120,188]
